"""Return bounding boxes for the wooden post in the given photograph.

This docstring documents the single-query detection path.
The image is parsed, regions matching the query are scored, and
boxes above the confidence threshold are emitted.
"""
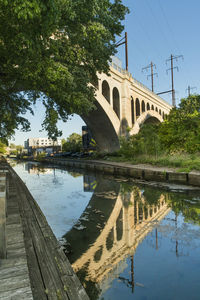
[0,174,6,258]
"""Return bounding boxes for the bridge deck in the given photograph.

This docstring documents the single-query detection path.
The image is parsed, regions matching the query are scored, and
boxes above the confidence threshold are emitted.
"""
[0,159,89,300]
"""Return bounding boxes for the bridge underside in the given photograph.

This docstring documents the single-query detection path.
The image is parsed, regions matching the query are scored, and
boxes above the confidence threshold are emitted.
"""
[143,116,161,124]
[82,101,120,152]
[130,111,163,135]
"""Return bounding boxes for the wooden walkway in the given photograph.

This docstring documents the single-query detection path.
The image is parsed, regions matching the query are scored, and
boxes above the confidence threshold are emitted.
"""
[0,158,89,300]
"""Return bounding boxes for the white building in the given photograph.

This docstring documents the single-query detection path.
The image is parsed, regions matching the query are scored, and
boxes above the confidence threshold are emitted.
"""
[24,138,62,154]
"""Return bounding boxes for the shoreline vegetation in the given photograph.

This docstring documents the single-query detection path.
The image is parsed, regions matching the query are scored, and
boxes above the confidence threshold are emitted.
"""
[94,152,200,173]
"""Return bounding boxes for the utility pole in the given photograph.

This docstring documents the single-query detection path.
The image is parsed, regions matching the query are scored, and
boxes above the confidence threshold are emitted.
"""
[142,61,158,92]
[125,32,128,72]
[166,54,183,107]
[171,55,175,106]
[116,32,129,71]
[186,85,196,97]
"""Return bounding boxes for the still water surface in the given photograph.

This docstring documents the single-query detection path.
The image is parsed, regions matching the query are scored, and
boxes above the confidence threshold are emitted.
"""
[13,161,200,300]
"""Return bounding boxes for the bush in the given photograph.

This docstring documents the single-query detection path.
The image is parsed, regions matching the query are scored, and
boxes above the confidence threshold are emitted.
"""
[119,124,163,158]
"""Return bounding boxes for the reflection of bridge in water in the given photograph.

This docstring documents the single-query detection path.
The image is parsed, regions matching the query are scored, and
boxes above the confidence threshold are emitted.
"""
[64,176,171,295]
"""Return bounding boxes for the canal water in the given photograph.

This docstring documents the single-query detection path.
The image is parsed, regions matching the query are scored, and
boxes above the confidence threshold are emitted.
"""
[13,161,200,300]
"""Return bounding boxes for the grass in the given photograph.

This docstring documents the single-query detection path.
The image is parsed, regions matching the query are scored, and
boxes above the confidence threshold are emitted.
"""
[93,152,200,172]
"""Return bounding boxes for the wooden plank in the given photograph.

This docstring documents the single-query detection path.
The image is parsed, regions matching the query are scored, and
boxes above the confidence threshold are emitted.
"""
[6,241,25,252]
[6,226,24,241]
[0,274,31,293]
[0,174,6,259]
[6,244,26,259]
[0,173,34,300]
[0,262,28,280]
[29,219,69,300]
[20,180,88,299]
[0,286,33,300]
[6,214,21,226]
[15,181,68,299]
[14,186,48,300]
[0,257,27,269]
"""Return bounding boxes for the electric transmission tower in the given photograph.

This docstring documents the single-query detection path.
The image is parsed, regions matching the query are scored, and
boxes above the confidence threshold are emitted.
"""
[142,62,158,92]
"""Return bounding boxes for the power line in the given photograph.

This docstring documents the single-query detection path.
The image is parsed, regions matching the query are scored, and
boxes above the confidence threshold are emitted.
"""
[144,0,173,50]
[132,13,163,63]
[157,0,179,53]
[157,0,194,98]
[142,62,158,92]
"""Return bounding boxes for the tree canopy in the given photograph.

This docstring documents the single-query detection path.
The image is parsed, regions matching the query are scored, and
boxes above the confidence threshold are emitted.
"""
[0,0,128,139]
[62,133,82,152]
[0,140,6,154]
[159,94,200,153]
[119,94,200,157]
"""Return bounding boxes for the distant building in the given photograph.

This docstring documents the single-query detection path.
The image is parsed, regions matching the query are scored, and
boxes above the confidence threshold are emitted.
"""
[24,138,62,155]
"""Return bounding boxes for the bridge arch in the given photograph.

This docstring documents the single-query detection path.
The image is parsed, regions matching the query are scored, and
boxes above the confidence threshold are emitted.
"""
[136,98,140,117]
[131,97,135,125]
[113,87,120,119]
[106,228,114,250]
[102,80,110,104]
[130,110,163,135]
[82,88,121,152]
[142,100,145,112]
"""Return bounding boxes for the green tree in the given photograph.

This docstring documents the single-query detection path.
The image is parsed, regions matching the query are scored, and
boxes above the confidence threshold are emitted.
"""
[159,95,200,153]
[0,0,128,140]
[16,145,23,155]
[9,143,16,149]
[119,123,162,158]
[0,141,6,154]
[62,133,82,152]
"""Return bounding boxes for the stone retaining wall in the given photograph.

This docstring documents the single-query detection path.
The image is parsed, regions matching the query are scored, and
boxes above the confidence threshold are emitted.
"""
[44,158,200,187]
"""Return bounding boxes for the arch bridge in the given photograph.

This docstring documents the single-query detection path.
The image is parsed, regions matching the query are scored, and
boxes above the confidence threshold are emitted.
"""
[83,62,171,152]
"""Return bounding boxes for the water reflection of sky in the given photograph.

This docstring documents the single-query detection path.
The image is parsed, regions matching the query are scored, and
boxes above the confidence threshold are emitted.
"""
[101,211,200,300]
[14,162,93,238]
[13,162,200,300]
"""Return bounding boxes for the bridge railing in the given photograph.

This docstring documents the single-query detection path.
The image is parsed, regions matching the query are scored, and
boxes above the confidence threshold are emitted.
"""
[109,62,171,107]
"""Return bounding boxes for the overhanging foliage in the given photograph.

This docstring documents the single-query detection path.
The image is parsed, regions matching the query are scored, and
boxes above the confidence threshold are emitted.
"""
[0,0,128,139]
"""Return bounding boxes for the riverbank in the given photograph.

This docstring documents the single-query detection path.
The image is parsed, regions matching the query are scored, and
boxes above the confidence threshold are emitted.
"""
[104,153,200,172]
[43,157,200,188]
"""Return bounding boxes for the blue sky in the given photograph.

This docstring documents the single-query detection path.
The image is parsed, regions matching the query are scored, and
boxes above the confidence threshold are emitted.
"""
[12,0,200,145]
